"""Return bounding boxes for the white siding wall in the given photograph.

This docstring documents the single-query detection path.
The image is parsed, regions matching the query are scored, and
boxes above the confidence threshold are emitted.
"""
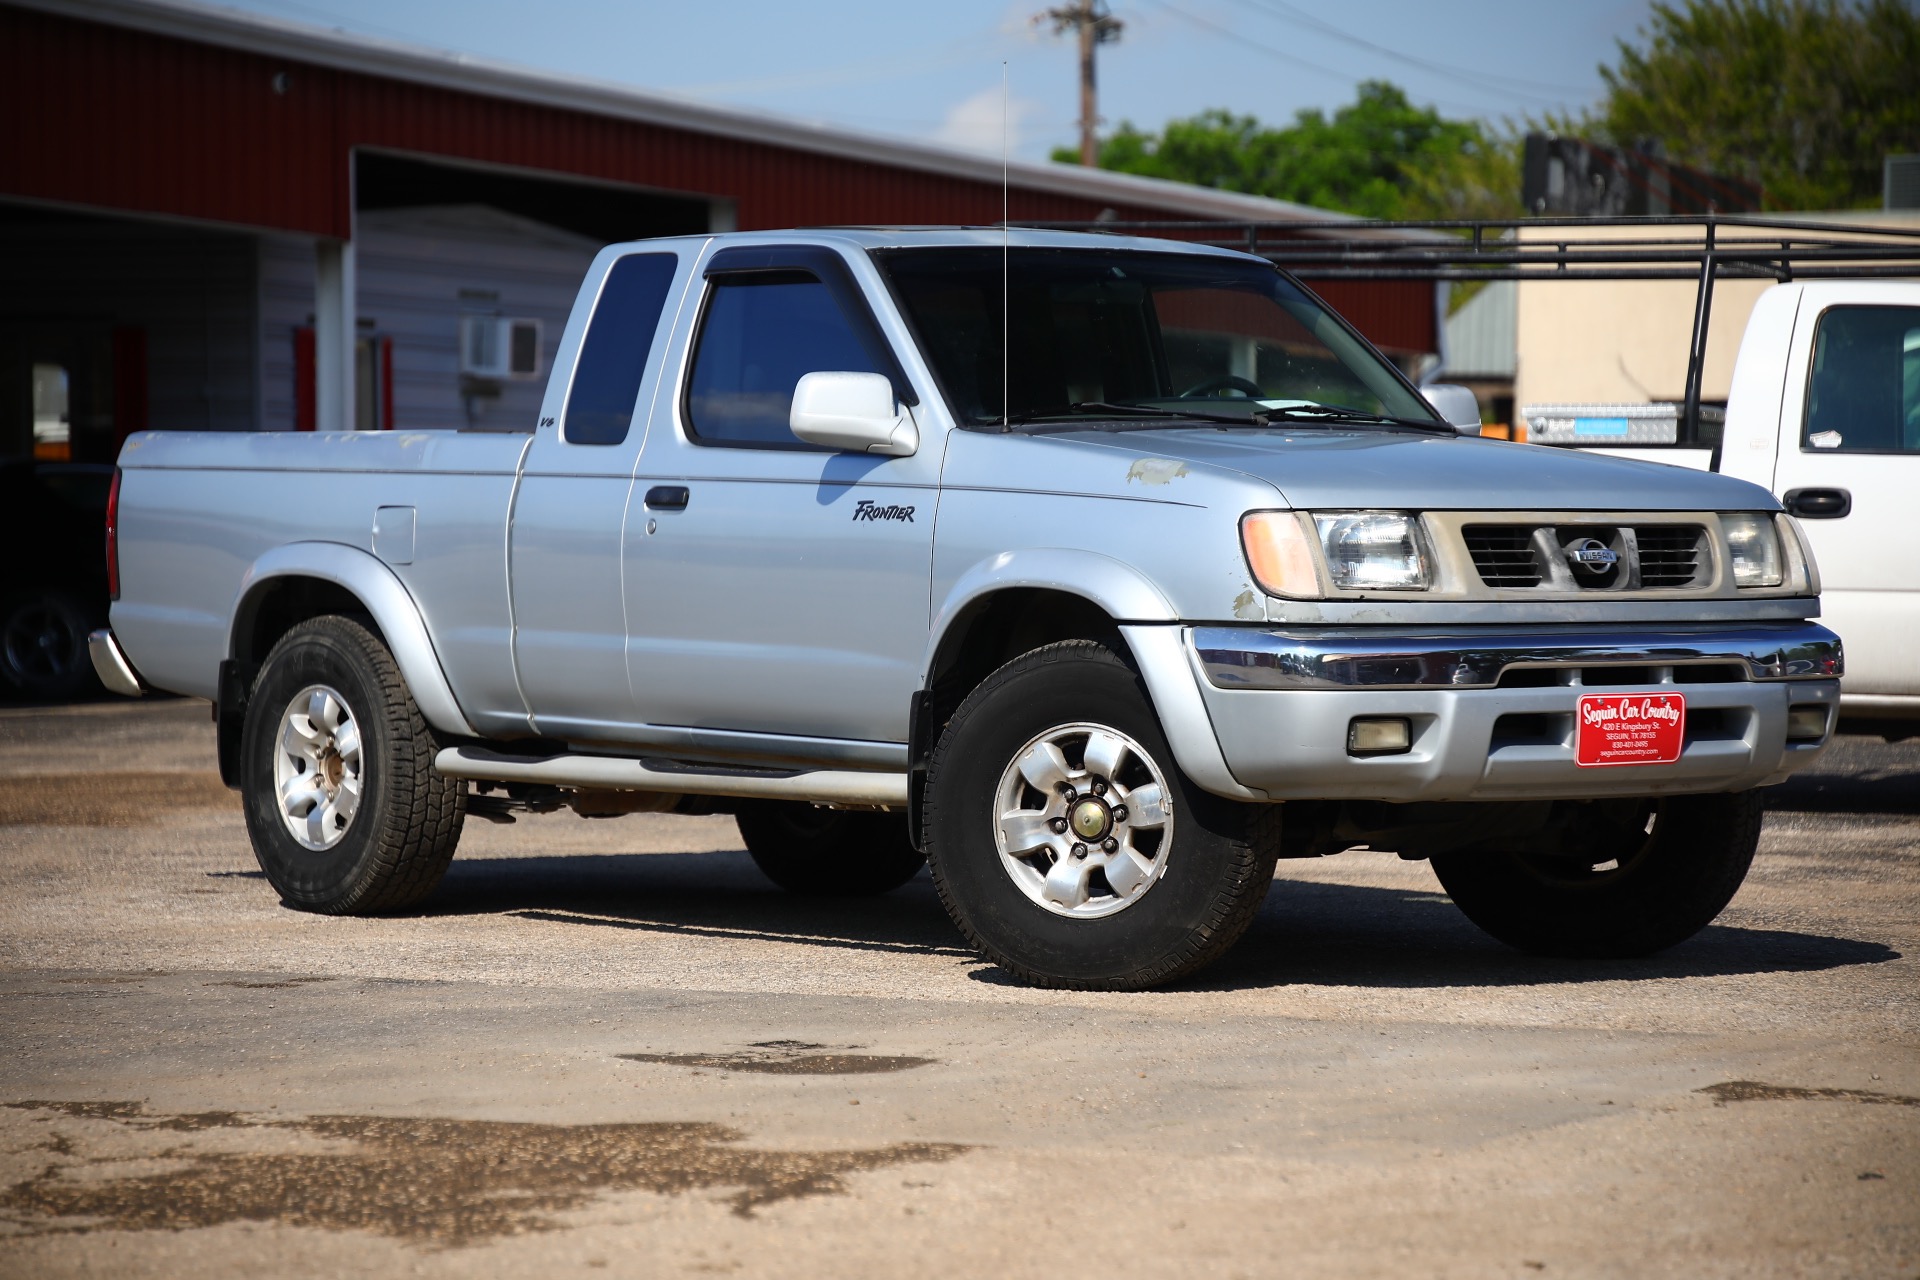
[354,206,600,432]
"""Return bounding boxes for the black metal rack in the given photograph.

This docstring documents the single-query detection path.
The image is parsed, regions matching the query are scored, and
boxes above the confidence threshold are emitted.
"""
[1017,214,1920,455]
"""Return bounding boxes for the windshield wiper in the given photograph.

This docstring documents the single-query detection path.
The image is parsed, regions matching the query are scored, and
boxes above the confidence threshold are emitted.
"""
[1069,401,1254,424]
[1257,403,1454,434]
[1002,402,1252,428]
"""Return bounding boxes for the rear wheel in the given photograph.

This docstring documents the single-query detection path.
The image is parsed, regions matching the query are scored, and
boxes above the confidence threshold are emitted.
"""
[0,592,95,700]
[240,616,464,913]
[736,802,924,895]
[923,640,1280,991]
[1429,791,1763,957]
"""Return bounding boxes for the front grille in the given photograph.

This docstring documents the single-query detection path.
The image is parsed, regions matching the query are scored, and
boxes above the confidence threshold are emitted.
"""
[1463,526,1542,586]
[1461,522,1709,591]
[1632,525,1708,588]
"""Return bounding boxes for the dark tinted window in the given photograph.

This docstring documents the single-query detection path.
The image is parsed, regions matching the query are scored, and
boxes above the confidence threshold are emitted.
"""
[1803,305,1920,454]
[563,253,678,445]
[685,275,882,446]
[877,248,1434,428]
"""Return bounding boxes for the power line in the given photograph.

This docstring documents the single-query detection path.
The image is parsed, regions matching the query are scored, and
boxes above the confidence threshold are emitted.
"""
[1222,0,1587,105]
[1138,0,1493,117]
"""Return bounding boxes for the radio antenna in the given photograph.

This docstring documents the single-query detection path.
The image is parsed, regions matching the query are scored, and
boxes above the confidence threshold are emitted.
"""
[1001,59,1010,432]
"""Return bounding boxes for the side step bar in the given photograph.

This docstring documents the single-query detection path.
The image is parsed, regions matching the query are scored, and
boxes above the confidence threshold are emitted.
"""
[433,745,909,807]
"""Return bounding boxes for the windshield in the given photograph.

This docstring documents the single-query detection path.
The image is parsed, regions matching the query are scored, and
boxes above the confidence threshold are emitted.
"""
[873,247,1439,429]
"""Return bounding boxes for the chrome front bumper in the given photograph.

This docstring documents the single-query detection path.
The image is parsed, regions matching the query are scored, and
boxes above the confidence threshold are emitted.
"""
[1186,621,1842,802]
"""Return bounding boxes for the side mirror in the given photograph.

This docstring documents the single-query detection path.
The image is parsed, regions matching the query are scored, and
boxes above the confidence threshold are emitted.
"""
[790,372,919,456]
[1422,383,1483,435]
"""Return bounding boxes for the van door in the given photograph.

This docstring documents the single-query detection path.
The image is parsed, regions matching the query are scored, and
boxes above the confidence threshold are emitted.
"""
[621,244,939,764]
[1771,284,1920,702]
[507,247,694,740]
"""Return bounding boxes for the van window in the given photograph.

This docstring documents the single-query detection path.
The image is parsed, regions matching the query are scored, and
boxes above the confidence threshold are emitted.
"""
[1802,306,1920,454]
[685,274,883,447]
[563,254,678,446]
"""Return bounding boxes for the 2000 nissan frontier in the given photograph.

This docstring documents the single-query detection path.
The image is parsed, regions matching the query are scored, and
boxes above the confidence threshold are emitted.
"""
[91,228,1843,989]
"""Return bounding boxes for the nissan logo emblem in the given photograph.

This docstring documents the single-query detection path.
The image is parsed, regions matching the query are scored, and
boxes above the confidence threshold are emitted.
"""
[1566,537,1619,574]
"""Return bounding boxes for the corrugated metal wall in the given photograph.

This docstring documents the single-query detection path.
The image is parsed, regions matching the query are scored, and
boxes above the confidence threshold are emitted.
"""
[0,3,1437,355]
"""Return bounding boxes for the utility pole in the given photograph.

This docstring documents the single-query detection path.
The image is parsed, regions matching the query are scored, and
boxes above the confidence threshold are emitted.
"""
[1039,0,1123,166]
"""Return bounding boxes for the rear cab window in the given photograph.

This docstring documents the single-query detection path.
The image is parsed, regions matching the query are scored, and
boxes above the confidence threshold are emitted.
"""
[562,253,679,446]
[1802,305,1920,454]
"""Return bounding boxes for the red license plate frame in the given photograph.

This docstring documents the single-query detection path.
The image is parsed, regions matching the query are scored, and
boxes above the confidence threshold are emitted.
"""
[1575,692,1686,767]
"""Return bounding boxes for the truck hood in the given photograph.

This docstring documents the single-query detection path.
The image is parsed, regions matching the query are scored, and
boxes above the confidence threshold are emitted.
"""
[1044,427,1779,512]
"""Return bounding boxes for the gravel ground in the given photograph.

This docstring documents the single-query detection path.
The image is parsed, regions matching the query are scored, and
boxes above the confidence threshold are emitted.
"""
[0,699,1914,1278]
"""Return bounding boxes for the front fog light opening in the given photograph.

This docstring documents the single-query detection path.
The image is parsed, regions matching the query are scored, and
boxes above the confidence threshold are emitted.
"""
[1348,716,1412,756]
[1786,704,1831,742]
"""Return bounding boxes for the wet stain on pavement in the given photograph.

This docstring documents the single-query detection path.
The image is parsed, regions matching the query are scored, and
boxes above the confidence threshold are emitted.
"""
[205,977,337,990]
[619,1041,936,1076]
[0,1100,967,1244]
[1699,1080,1920,1107]
[0,772,234,827]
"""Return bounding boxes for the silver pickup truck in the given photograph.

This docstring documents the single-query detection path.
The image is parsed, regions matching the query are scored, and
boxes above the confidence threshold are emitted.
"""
[93,228,1842,990]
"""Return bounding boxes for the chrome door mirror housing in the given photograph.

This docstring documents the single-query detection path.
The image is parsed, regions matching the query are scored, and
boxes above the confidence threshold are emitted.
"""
[1422,383,1484,435]
[790,371,920,456]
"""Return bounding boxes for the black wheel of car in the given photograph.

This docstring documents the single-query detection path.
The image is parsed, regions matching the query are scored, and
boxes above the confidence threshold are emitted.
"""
[736,801,924,895]
[922,639,1281,991]
[240,615,464,914]
[0,591,95,701]
[1429,791,1764,958]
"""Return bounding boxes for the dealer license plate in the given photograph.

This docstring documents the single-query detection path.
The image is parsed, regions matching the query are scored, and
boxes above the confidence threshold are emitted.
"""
[1575,693,1686,767]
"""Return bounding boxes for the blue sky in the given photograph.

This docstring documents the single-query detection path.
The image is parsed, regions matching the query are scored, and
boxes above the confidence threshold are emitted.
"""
[215,0,1659,162]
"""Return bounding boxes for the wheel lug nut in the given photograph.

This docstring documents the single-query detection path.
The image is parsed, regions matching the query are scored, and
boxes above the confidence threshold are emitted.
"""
[1071,843,1088,859]
[1091,780,1107,796]
[1111,805,1128,823]
[1059,785,1076,800]
[1049,817,1069,834]
[1101,837,1118,853]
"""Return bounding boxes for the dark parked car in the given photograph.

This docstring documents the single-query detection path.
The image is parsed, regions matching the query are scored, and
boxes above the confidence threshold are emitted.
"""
[0,459,114,700]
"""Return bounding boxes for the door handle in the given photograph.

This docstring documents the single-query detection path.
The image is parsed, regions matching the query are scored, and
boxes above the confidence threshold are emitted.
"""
[1781,487,1851,519]
[644,485,690,511]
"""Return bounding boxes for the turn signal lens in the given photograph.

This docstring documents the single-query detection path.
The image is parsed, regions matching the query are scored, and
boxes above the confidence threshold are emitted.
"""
[1723,512,1783,588]
[1241,511,1320,598]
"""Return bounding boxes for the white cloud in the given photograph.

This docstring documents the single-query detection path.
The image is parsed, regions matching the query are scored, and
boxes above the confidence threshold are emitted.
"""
[935,83,1040,156]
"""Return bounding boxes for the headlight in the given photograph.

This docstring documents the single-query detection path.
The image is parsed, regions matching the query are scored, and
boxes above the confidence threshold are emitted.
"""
[1722,513,1783,588]
[1314,512,1432,591]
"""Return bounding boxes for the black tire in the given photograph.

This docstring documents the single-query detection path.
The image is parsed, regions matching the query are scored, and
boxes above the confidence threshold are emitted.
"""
[240,615,464,914]
[0,591,96,701]
[1429,791,1763,958]
[736,802,924,895]
[922,640,1281,991]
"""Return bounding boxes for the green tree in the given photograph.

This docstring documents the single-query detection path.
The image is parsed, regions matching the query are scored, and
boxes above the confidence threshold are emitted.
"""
[1055,81,1522,221]
[1599,0,1920,210]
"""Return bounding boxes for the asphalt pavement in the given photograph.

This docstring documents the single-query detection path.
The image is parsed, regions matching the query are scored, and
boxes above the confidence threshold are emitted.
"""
[1,699,1914,1278]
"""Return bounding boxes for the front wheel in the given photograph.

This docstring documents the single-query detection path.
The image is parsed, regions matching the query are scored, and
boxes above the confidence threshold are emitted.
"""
[923,640,1280,991]
[1429,791,1763,958]
[240,616,464,914]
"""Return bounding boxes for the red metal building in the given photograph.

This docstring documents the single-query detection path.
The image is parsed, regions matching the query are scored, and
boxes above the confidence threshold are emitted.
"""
[1,0,1440,455]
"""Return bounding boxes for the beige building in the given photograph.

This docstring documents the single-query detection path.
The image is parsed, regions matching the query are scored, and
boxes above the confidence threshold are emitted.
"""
[1513,213,1920,417]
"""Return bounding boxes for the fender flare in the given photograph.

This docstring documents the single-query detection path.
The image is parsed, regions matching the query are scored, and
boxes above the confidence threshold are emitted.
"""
[230,541,478,738]
[923,548,1179,682]
[921,550,1261,801]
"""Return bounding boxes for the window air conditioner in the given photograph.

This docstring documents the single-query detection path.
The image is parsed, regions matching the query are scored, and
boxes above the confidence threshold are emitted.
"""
[459,316,543,380]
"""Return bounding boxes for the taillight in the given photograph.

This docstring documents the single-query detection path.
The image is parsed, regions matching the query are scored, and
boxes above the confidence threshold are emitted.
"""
[106,467,122,601]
